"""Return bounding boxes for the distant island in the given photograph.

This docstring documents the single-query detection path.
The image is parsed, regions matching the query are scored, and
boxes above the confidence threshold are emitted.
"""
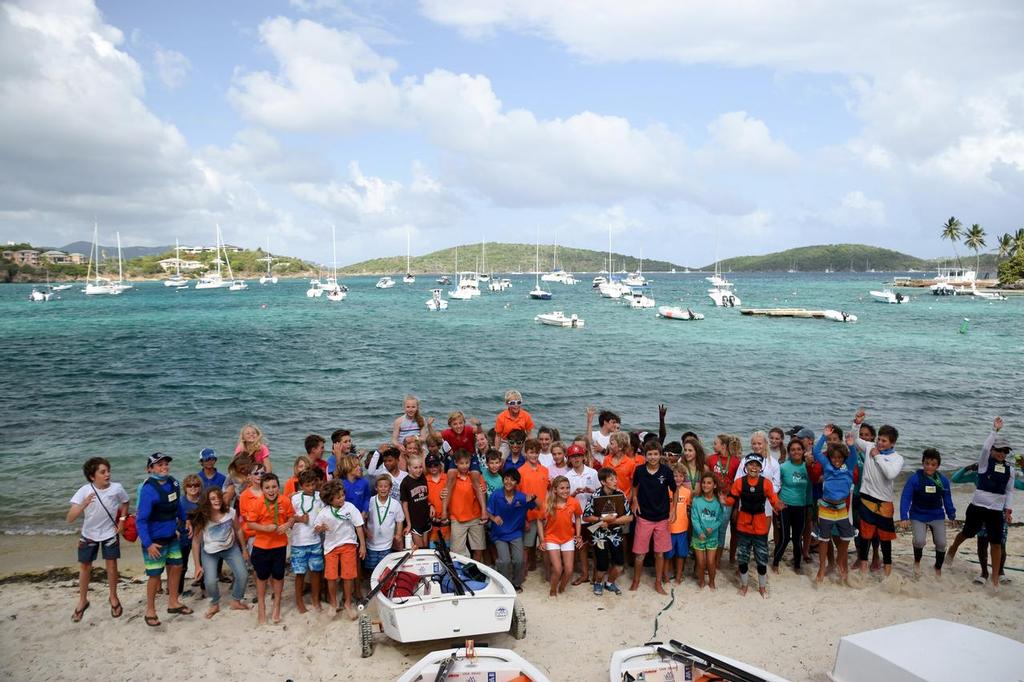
[704,243,999,275]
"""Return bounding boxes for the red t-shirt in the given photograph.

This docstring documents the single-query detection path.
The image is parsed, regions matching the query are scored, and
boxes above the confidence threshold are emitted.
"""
[708,455,740,501]
[441,427,476,454]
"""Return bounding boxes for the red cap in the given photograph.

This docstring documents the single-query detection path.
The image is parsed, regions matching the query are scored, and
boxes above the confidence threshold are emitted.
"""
[566,444,587,456]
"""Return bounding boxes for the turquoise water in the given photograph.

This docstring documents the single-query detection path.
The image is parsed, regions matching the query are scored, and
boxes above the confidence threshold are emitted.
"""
[1,273,1021,533]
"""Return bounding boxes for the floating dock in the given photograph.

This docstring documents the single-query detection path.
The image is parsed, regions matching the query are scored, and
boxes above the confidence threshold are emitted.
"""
[741,308,829,318]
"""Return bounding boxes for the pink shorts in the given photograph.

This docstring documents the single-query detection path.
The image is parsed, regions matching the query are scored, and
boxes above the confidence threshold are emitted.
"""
[632,517,672,554]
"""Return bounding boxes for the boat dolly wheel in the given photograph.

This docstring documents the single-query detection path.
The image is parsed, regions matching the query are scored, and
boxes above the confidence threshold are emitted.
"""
[359,612,375,658]
[511,599,527,640]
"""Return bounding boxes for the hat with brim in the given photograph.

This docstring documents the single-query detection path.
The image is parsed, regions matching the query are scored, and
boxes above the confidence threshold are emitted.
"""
[992,436,1012,451]
[148,452,172,466]
[744,454,764,469]
[566,444,586,457]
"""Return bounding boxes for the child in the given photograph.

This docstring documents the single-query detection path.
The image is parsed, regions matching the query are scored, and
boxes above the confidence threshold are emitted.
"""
[327,429,353,477]
[583,468,631,595]
[305,434,328,475]
[812,441,857,585]
[539,476,582,596]
[546,441,571,479]
[591,409,621,455]
[603,431,637,495]
[365,476,405,572]
[947,417,1015,588]
[283,455,311,498]
[726,454,782,597]
[290,469,325,613]
[679,437,707,492]
[197,448,226,490]
[690,473,724,589]
[899,448,956,577]
[503,430,528,471]
[178,474,203,596]
[481,450,505,497]
[242,472,295,624]
[137,452,191,626]
[376,447,407,500]
[439,410,482,458]
[566,443,599,585]
[190,487,250,619]
[629,440,677,594]
[706,434,739,567]
[518,438,550,577]
[493,390,535,452]
[392,394,425,448]
[667,464,693,583]
[236,423,271,473]
[314,480,366,619]
[537,426,555,468]
[400,456,431,549]
[441,450,489,560]
[850,410,904,577]
[769,427,786,462]
[67,457,129,622]
[337,455,371,523]
[773,439,810,573]
[473,431,491,472]
[486,468,537,590]
[424,454,451,543]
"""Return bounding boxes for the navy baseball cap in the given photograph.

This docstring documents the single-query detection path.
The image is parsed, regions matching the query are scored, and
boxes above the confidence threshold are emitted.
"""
[199,448,217,461]
[147,452,172,466]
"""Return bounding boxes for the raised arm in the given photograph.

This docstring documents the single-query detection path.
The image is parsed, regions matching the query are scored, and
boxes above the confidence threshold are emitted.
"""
[584,406,599,454]
[978,417,1002,470]
[658,404,667,445]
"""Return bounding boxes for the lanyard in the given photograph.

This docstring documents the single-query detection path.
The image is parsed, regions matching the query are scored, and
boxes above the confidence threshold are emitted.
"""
[299,493,315,515]
[264,497,279,525]
[330,505,346,520]
[374,496,391,526]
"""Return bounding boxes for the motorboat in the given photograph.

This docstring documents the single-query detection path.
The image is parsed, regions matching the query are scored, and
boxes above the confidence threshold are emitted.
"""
[488,278,512,292]
[448,287,474,300]
[592,275,608,288]
[627,288,655,308]
[657,306,704,321]
[708,282,741,307]
[869,288,907,304]
[229,279,248,291]
[436,275,451,285]
[82,223,120,295]
[29,288,53,302]
[398,645,549,682]
[828,619,1024,682]
[454,275,481,297]
[930,282,960,295]
[611,641,788,682]
[258,236,278,284]
[164,239,189,288]
[358,543,524,658]
[478,239,490,281]
[51,284,73,291]
[971,285,1007,301]
[426,289,448,311]
[535,311,584,327]
[306,278,323,298]
[823,309,858,323]
[376,276,395,289]
[326,288,346,302]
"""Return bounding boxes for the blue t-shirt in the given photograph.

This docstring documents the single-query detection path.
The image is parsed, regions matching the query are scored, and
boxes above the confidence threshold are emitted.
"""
[503,454,527,472]
[481,469,503,497]
[342,477,371,515]
[779,461,810,507]
[486,489,536,542]
[198,469,226,490]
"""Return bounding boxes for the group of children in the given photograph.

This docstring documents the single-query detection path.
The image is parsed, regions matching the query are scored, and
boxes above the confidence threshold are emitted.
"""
[67,393,1017,626]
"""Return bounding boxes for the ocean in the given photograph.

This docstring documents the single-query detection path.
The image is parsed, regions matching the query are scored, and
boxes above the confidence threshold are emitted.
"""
[1,272,1021,534]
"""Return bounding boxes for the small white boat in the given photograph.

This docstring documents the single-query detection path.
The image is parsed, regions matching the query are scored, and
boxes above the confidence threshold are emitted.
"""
[448,287,474,300]
[229,279,248,291]
[971,285,1006,301]
[436,275,451,285]
[611,641,788,682]
[51,284,73,291]
[592,275,608,288]
[321,225,345,300]
[399,645,549,682]
[657,306,704,320]
[259,236,278,284]
[599,279,630,299]
[823,309,858,323]
[306,278,323,298]
[29,288,53,302]
[326,288,346,302]
[828,619,1024,682]
[376,276,395,289]
[164,239,189,288]
[535,311,584,327]
[195,225,236,290]
[708,283,741,307]
[627,289,655,308]
[930,282,959,295]
[529,286,553,300]
[83,223,120,295]
[869,288,907,304]
[426,289,448,311]
[488,277,512,292]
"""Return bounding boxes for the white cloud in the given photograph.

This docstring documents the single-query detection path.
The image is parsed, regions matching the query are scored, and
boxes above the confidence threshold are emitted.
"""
[702,111,797,169]
[154,47,190,88]
[202,129,332,184]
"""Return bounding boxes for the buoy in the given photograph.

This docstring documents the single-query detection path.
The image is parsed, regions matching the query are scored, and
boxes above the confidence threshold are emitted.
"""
[958,317,969,334]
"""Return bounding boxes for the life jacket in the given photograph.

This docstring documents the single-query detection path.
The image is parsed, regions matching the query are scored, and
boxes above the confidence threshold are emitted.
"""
[739,476,766,515]
[977,459,1012,496]
[912,472,944,511]
[145,477,181,523]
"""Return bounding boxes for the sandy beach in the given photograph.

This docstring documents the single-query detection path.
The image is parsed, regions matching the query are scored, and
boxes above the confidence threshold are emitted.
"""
[2,488,1022,682]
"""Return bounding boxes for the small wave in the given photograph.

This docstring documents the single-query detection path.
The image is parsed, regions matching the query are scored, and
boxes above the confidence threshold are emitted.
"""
[2,528,77,536]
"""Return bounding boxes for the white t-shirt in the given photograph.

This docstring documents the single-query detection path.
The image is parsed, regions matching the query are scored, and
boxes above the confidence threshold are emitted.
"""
[315,502,364,554]
[592,430,612,453]
[70,482,129,541]
[291,492,325,547]
[538,452,554,468]
[566,466,600,512]
[367,495,406,551]
[202,509,237,554]
[546,462,571,479]
[384,470,408,502]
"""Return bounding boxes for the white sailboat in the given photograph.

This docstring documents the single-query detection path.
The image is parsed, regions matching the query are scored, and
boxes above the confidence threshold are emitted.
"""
[403,229,415,284]
[540,237,577,285]
[259,236,278,285]
[478,239,490,282]
[448,247,474,300]
[83,222,119,295]
[195,225,231,290]
[324,225,346,301]
[598,227,630,298]
[622,249,647,287]
[29,271,55,301]
[425,288,448,311]
[164,239,189,288]
[111,232,133,293]
[529,230,553,300]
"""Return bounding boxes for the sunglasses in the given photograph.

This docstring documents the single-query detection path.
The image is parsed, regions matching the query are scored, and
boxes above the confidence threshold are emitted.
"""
[185,483,202,488]
[506,400,522,406]
[508,440,524,446]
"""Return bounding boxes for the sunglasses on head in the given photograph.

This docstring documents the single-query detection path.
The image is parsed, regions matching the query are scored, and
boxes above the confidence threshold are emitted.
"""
[507,400,522,406]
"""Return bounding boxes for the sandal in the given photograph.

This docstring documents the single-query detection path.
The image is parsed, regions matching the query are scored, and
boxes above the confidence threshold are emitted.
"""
[110,600,123,618]
[144,614,161,627]
[71,601,89,622]
[571,575,588,586]
[167,605,194,615]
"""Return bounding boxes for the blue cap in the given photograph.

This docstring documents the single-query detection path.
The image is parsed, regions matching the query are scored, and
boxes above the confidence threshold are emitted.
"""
[795,428,815,441]
[199,448,217,461]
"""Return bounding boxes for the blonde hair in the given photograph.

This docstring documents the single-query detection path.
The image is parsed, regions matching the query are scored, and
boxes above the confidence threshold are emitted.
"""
[293,455,312,475]
[447,410,466,426]
[546,475,570,519]
[726,436,742,459]
[504,389,522,403]
[610,431,630,452]
[403,394,425,428]
[336,455,361,480]
[750,430,768,455]
[238,423,265,454]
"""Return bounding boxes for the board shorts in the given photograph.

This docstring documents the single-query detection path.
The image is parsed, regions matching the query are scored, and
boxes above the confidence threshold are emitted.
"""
[143,538,182,576]
[691,532,719,552]
[324,544,358,580]
[963,504,1006,546]
[814,499,857,542]
[542,539,575,552]
[665,531,690,559]
[633,517,671,554]
[857,494,896,542]
[364,548,392,571]
[290,542,324,575]
[450,519,487,553]
[79,535,120,563]
[250,545,287,581]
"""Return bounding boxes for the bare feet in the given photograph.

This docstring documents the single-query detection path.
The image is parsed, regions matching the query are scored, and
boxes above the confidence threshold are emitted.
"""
[629,581,640,592]
[771,565,780,574]
[816,572,825,585]
[708,580,716,590]
[739,585,748,596]
[654,583,667,595]
[205,605,220,619]
[345,606,358,620]
[548,588,557,597]
[674,576,683,585]
[759,586,768,598]
[229,600,249,610]
[296,602,307,614]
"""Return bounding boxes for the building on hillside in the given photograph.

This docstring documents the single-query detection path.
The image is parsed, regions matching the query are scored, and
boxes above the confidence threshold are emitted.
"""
[182,245,244,255]
[1,250,13,261]
[40,250,69,263]
[12,250,40,266]
[158,257,204,272]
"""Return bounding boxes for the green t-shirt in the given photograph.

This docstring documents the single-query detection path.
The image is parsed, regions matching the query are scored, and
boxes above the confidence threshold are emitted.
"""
[482,469,503,497]
[779,460,810,507]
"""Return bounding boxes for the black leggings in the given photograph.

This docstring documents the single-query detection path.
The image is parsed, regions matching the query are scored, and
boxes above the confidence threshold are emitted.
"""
[773,505,806,568]
[857,538,892,564]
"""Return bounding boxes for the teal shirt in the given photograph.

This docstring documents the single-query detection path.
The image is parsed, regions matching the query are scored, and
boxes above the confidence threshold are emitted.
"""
[482,469,503,497]
[690,495,724,538]
[779,460,811,507]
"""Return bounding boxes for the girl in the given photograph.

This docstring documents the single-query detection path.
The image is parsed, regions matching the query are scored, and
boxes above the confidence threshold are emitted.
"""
[190,488,250,619]
[400,456,431,549]
[690,473,724,589]
[773,439,810,573]
[223,454,255,508]
[235,423,271,473]
[392,395,425,448]
[546,441,571,479]
[539,476,582,596]
[769,427,786,463]
[283,455,311,498]
[679,437,707,492]
[178,474,203,597]
[601,432,636,495]
[707,435,739,567]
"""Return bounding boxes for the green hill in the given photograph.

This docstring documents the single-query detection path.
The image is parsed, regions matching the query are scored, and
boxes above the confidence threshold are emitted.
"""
[339,242,685,275]
[703,244,1000,273]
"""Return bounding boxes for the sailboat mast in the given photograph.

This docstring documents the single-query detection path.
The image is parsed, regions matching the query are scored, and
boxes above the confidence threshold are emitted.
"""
[332,224,338,279]
[406,229,411,274]
[86,222,96,284]
[266,236,272,276]
[175,239,181,276]
[116,232,124,283]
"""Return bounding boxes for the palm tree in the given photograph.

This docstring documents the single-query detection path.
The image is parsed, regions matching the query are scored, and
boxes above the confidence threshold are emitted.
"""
[940,216,963,267]
[1014,227,1024,258]
[997,232,1014,261]
[964,223,986,273]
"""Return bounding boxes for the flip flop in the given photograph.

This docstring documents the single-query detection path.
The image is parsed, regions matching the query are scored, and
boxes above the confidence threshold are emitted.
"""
[144,614,161,627]
[167,605,194,615]
[71,601,89,622]
[110,600,123,618]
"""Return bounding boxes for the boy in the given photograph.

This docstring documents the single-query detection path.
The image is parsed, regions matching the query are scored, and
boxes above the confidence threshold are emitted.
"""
[583,468,631,595]
[494,390,535,452]
[439,410,482,458]
[242,472,295,624]
[630,440,677,594]
[947,417,1014,588]
[813,441,857,585]
[503,430,528,471]
[304,434,327,476]
[592,409,621,455]
[481,450,505,498]
[667,464,693,583]
[365,476,405,572]
[373,447,408,501]
[327,428,354,477]
[424,454,450,544]
[290,469,325,613]
[67,457,129,622]
[400,456,431,549]
[314,480,366,618]
[851,409,904,577]
[603,431,637,496]
[727,454,782,597]
[537,427,555,468]
[137,452,192,626]
[441,450,489,560]
[899,448,956,577]
[486,468,537,590]
[518,438,550,577]
[197,448,226,490]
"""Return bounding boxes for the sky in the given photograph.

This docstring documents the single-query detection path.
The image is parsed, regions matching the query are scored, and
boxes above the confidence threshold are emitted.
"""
[1,0,1023,266]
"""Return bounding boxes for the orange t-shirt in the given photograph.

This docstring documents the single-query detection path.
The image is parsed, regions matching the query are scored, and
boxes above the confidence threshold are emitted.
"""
[727,476,779,536]
[283,476,299,498]
[494,409,535,439]
[602,454,637,494]
[425,474,450,539]
[669,486,692,533]
[518,461,550,521]
[543,497,582,544]
[244,494,295,549]
[449,472,482,522]
[237,487,262,538]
